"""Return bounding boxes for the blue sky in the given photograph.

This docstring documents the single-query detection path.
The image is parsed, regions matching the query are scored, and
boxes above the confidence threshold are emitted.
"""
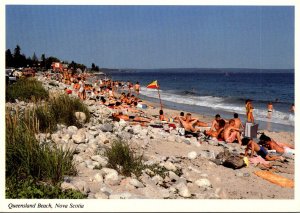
[6,5,294,69]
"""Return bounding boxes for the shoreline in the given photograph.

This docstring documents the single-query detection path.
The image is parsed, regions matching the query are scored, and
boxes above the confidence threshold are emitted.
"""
[138,97,295,147]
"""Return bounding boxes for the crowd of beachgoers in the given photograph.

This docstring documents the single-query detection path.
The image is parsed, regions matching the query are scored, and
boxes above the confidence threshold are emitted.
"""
[44,70,294,162]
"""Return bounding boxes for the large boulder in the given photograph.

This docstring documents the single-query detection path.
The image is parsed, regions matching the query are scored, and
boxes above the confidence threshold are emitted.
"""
[75,112,87,124]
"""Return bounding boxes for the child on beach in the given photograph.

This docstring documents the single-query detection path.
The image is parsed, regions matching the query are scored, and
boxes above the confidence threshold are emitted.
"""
[242,138,284,161]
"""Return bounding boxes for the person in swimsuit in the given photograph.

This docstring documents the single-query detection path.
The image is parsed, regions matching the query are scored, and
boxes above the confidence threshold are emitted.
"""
[245,99,254,123]
[205,119,226,139]
[267,102,273,119]
[242,138,284,161]
[178,113,199,133]
[134,82,140,95]
[223,119,242,144]
[233,113,244,130]
[259,133,294,154]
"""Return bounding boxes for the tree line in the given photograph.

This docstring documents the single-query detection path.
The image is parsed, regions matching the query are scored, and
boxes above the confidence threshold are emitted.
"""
[6,45,100,72]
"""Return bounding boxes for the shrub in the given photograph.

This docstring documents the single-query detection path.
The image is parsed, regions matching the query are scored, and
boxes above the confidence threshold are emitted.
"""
[6,177,86,199]
[104,140,144,177]
[6,78,49,102]
[35,105,57,133]
[49,95,90,127]
[6,110,79,198]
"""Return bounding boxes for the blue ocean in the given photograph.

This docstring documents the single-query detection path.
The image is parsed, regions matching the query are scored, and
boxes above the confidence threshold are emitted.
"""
[107,69,294,132]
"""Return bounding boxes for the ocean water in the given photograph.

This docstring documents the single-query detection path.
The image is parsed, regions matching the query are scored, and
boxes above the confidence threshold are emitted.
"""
[107,69,295,132]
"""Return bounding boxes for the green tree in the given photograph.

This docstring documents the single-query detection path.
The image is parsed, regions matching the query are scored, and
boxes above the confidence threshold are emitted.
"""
[91,63,96,70]
[5,49,13,68]
[41,54,46,70]
[32,52,38,67]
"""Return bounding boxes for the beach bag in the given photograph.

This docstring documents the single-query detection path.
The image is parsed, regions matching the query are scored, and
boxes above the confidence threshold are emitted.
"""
[178,128,185,136]
[223,155,246,169]
[244,122,259,138]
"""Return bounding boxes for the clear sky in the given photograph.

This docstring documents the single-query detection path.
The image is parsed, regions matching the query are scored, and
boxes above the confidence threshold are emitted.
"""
[6,5,294,69]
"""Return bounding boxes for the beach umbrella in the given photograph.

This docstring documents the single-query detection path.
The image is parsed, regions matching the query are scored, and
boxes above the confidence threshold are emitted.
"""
[147,80,163,110]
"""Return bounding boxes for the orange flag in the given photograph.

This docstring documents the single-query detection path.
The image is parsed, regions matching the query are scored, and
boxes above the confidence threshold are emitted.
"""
[147,80,159,89]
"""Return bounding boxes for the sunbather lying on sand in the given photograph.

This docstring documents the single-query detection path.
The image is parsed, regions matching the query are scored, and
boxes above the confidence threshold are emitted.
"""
[242,138,284,161]
[112,112,151,123]
[259,134,294,154]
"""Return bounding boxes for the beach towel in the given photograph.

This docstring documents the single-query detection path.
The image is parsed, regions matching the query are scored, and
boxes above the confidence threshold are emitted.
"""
[254,170,294,188]
[249,156,270,166]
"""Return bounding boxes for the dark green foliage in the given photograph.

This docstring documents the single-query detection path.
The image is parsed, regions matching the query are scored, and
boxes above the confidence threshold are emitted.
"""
[6,78,49,102]
[6,111,80,198]
[6,177,86,199]
[35,105,57,132]
[104,140,144,177]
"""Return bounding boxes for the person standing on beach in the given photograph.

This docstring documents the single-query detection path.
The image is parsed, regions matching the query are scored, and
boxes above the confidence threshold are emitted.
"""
[245,99,254,123]
[267,102,273,119]
[134,82,140,96]
[78,77,85,100]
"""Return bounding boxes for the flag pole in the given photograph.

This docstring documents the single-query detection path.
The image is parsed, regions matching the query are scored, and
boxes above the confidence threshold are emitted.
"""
[157,86,163,110]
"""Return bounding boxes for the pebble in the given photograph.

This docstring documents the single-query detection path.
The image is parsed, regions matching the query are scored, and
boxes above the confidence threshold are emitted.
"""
[175,182,191,198]
[187,151,198,160]
[195,178,212,188]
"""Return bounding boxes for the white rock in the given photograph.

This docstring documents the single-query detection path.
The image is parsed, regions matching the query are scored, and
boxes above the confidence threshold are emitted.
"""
[132,125,142,134]
[129,179,144,188]
[72,132,86,144]
[159,188,170,198]
[101,168,120,185]
[187,151,198,160]
[163,161,177,172]
[73,154,84,163]
[61,182,77,191]
[94,192,108,199]
[152,175,164,185]
[75,111,87,123]
[175,182,191,198]
[51,133,60,143]
[76,144,88,153]
[72,180,90,194]
[168,171,180,181]
[67,126,78,135]
[61,133,71,142]
[94,173,104,183]
[195,178,212,188]
[91,155,108,167]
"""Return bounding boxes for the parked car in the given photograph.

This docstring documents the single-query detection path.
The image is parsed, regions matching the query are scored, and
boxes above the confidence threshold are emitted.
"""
[6,69,18,85]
